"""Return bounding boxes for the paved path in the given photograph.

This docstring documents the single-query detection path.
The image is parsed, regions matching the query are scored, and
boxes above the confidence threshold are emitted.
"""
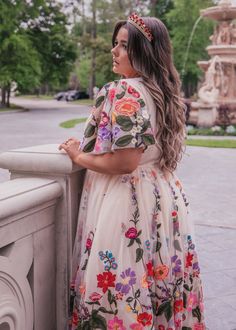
[1,98,236,329]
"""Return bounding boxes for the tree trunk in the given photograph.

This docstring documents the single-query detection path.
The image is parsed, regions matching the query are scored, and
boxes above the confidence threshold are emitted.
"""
[1,86,7,107]
[89,0,97,99]
[7,84,11,107]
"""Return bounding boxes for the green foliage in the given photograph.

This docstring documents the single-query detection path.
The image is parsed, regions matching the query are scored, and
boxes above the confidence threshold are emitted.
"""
[60,118,87,128]
[186,139,236,148]
[166,0,214,96]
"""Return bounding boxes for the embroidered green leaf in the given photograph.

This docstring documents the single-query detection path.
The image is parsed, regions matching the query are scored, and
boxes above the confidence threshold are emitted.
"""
[95,95,105,108]
[83,138,96,153]
[174,239,182,252]
[142,134,155,146]
[156,241,162,252]
[184,284,191,291]
[98,307,114,314]
[156,301,171,317]
[183,291,187,309]
[108,289,113,305]
[136,247,143,263]
[135,289,141,298]
[137,230,142,236]
[84,123,96,138]
[192,306,202,323]
[164,301,173,322]
[127,238,135,247]
[156,223,161,230]
[137,98,145,107]
[135,237,141,245]
[115,135,133,147]
[116,91,126,99]
[81,321,90,330]
[90,313,107,330]
[81,258,88,270]
[182,327,192,330]
[116,115,134,131]
[126,297,134,303]
[133,299,137,310]
[140,120,149,133]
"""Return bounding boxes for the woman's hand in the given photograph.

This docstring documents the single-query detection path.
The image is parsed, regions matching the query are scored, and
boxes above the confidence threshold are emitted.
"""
[58,138,81,162]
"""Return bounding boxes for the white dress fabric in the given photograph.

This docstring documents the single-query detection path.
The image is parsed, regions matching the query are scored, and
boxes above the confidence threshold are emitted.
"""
[69,78,205,330]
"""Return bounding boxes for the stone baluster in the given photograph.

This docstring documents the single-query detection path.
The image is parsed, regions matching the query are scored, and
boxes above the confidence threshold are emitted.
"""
[0,144,85,330]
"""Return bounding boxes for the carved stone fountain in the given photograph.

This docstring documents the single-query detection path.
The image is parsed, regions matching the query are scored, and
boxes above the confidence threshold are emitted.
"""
[194,0,236,127]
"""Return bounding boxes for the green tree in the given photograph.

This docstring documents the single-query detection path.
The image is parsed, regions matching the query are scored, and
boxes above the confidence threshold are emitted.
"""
[166,0,214,97]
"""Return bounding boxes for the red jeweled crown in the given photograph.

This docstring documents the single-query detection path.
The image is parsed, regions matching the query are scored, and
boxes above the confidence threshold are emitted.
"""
[128,13,153,42]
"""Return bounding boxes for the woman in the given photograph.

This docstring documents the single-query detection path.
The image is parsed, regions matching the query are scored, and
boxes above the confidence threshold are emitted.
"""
[59,14,205,330]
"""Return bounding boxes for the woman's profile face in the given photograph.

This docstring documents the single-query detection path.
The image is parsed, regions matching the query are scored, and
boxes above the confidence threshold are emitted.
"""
[111,27,138,78]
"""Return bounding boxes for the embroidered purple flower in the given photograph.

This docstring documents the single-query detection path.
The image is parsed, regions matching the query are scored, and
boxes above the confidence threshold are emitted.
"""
[171,255,182,274]
[98,127,112,140]
[113,126,121,137]
[99,111,110,128]
[115,268,136,295]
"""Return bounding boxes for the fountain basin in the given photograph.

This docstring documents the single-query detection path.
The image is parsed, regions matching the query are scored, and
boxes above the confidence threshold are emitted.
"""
[201,5,236,21]
[207,45,236,56]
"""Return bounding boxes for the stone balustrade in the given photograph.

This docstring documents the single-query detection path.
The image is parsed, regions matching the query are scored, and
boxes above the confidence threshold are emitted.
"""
[0,145,85,330]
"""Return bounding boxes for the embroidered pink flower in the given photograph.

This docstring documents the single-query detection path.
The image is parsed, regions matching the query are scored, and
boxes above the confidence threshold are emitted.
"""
[109,88,116,101]
[115,98,140,116]
[99,111,109,127]
[146,261,154,277]
[86,238,92,250]
[128,86,140,98]
[108,316,126,330]
[94,137,102,152]
[89,292,103,302]
[193,323,205,330]
[130,323,144,330]
[187,292,198,311]
[125,227,138,239]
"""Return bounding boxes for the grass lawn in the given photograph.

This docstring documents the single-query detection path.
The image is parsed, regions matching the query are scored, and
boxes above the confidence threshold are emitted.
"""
[60,118,87,128]
[186,139,236,148]
[0,103,25,112]
[17,95,54,100]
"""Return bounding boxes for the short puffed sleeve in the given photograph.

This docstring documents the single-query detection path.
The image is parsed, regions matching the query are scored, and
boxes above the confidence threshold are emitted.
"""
[80,80,155,154]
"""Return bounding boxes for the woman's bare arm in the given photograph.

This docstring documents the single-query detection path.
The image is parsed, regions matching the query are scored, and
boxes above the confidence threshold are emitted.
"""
[59,138,143,174]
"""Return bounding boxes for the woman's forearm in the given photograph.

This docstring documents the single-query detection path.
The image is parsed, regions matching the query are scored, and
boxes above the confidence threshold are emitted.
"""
[73,149,142,175]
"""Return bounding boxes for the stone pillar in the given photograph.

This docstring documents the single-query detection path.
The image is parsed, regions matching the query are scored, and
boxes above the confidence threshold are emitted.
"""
[0,144,85,330]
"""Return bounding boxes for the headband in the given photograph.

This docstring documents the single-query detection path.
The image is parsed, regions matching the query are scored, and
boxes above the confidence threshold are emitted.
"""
[128,13,153,42]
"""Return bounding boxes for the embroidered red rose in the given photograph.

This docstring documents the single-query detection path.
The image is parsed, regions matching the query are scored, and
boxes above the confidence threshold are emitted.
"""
[186,252,194,268]
[158,326,165,330]
[86,238,93,250]
[137,312,152,326]
[174,299,184,313]
[97,271,116,293]
[172,210,178,217]
[127,86,140,98]
[72,310,79,325]
[89,292,103,302]
[146,261,154,277]
[125,227,138,239]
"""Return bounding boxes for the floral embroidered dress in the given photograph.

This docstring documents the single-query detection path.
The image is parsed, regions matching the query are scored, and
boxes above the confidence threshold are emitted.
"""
[70,78,205,330]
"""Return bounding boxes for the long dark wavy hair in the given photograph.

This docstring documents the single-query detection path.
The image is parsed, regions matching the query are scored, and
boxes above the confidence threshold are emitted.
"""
[112,18,186,173]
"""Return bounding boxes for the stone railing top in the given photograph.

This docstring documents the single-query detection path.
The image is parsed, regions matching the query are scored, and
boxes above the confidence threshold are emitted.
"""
[0,177,62,221]
[0,144,82,175]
